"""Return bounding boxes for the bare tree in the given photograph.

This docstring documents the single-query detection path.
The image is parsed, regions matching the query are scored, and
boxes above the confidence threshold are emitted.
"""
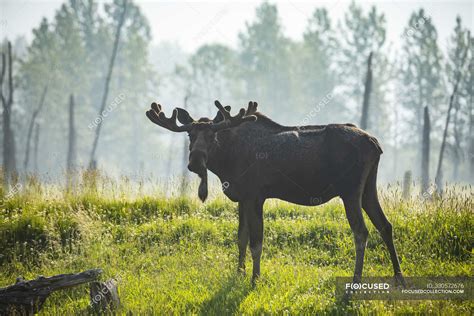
[421,106,430,194]
[89,0,128,168]
[469,42,474,180]
[435,33,470,191]
[450,98,463,180]
[0,41,16,183]
[67,94,77,171]
[164,136,175,195]
[402,170,412,199]
[180,94,190,196]
[360,52,373,130]
[24,85,48,171]
[470,82,474,180]
[33,123,40,172]
[392,101,400,179]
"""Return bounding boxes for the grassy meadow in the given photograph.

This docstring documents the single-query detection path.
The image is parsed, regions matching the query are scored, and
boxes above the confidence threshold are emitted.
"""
[0,172,472,315]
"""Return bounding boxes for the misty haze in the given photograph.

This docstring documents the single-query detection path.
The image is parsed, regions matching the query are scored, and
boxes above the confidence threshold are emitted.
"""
[0,0,472,314]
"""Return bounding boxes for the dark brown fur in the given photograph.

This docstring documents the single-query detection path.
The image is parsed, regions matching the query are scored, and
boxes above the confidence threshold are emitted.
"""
[147,102,405,285]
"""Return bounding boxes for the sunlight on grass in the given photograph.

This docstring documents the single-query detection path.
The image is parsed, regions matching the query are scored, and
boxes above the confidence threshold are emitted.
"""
[0,172,472,314]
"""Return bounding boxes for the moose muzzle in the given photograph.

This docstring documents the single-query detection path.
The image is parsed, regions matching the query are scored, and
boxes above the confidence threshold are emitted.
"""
[188,150,208,202]
[188,150,207,174]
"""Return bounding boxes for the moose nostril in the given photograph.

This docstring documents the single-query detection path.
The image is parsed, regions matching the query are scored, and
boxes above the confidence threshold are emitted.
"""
[188,151,207,173]
[188,160,204,173]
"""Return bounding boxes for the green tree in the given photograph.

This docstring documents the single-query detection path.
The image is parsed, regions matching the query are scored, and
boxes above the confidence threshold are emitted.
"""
[399,8,445,167]
[445,17,471,180]
[467,36,474,181]
[90,0,153,171]
[18,17,64,171]
[338,1,391,138]
[188,44,239,107]
[238,2,292,121]
[18,0,153,173]
[299,8,340,124]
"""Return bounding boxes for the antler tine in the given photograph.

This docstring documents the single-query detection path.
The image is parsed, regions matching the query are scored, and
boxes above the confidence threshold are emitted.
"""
[211,100,257,131]
[214,100,231,120]
[146,102,192,132]
[246,101,258,116]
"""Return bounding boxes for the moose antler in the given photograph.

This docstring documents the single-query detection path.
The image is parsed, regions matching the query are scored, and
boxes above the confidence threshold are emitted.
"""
[146,102,193,132]
[211,100,257,131]
[246,101,258,116]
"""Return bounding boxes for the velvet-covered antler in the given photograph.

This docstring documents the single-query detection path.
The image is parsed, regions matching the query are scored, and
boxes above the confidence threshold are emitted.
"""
[146,102,193,132]
[211,100,257,131]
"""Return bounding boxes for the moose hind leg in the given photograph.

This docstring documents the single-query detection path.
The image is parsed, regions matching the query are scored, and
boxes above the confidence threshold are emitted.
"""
[362,167,404,284]
[237,202,249,274]
[343,196,368,283]
[246,199,264,284]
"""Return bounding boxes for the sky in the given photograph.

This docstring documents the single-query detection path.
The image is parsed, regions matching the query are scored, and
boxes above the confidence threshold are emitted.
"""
[1,0,472,54]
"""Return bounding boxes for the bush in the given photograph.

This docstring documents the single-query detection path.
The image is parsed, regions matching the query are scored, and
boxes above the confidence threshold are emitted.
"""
[0,212,49,264]
[56,217,81,251]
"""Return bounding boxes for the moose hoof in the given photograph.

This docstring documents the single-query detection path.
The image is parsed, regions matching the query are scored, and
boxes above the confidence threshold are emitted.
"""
[251,274,260,287]
[394,272,406,288]
[237,267,246,276]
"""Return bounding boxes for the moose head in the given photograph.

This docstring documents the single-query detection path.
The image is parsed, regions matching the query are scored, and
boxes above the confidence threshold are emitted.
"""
[146,100,258,201]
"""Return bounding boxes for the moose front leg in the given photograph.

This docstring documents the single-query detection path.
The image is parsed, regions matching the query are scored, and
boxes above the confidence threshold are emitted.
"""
[237,202,249,274]
[343,195,368,283]
[245,198,264,285]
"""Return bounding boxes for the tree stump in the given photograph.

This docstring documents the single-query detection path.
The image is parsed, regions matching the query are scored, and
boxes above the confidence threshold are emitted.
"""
[90,279,120,313]
[402,170,412,199]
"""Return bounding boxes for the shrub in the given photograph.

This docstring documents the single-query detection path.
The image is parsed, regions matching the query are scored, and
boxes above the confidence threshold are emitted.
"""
[0,212,49,264]
[56,217,81,251]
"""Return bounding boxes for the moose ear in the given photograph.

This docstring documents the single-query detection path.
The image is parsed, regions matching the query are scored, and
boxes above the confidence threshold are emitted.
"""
[213,106,231,123]
[176,108,194,125]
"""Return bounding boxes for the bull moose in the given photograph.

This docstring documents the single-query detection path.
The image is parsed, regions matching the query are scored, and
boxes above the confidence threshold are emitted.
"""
[146,100,405,286]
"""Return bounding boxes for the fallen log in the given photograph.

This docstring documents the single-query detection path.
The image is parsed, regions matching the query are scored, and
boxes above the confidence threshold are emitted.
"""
[0,268,102,315]
[90,279,120,313]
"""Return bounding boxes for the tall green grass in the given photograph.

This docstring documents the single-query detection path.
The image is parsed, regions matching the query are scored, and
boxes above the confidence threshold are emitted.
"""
[0,173,472,315]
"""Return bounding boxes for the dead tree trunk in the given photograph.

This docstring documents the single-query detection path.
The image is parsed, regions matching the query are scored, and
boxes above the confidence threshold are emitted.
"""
[0,269,102,314]
[392,104,400,179]
[435,33,470,192]
[24,85,48,171]
[33,123,40,172]
[180,94,190,196]
[360,52,373,130]
[402,170,412,199]
[0,41,16,183]
[469,56,474,181]
[469,86,474,181]
[416,66,424,179]
[165,136,175,196]
[451,102,462,181]
[421,106,431,194]
[89,0,128,169]
[67,94,77,172]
